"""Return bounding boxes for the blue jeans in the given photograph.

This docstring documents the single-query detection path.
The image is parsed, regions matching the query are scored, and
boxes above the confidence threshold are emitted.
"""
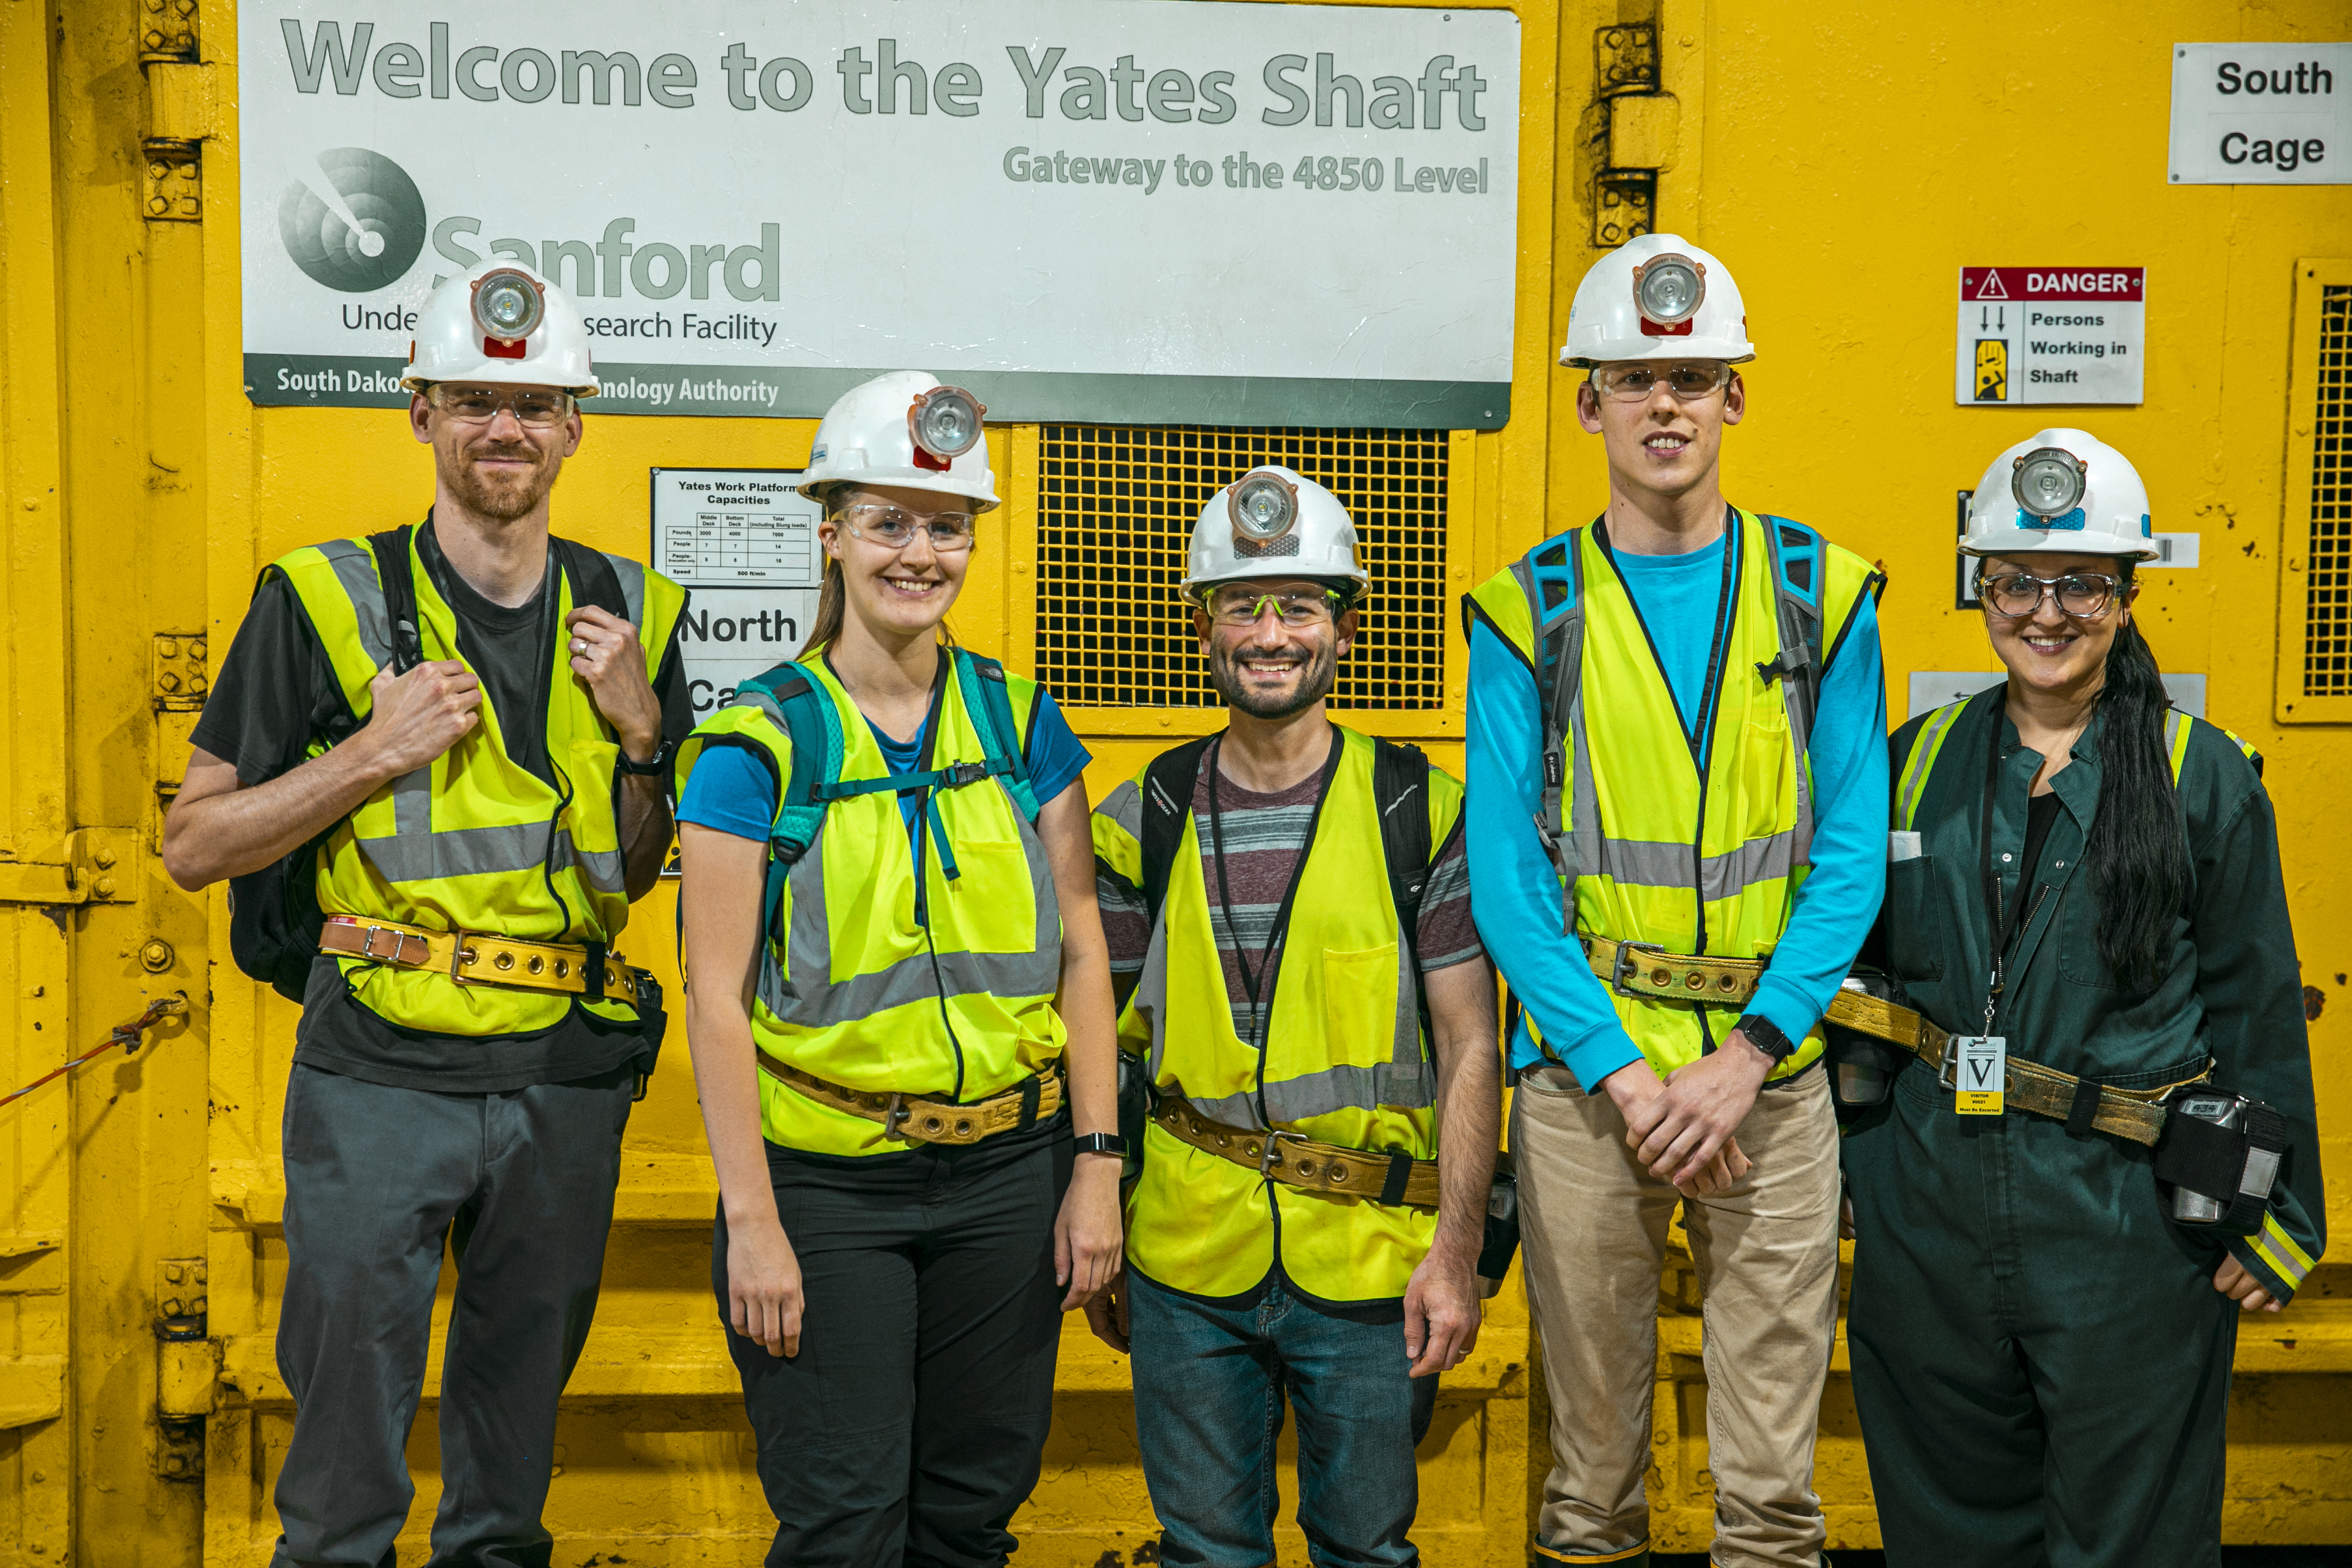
[1127,1270,1437,1568]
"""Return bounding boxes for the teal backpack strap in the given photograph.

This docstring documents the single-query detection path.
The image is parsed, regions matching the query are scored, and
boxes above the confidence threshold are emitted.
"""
[732,660,844,933]
[1506,532,1587,926]
[954,651,1042,825]
[790,650,1035,884]
[1758,515,1829,866]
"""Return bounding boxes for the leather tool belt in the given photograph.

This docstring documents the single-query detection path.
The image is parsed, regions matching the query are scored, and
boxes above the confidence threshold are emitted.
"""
[320,915,652,1002]
[1580,935,2197,1146]
[1153,1095,1440,1210]
[756,1049,1064,1146]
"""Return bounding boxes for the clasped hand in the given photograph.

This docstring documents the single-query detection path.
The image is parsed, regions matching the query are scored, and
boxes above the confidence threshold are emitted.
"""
[1608,1029,1775,1193]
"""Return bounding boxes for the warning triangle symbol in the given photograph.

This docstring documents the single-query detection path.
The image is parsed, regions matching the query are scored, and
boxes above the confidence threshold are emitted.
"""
[1974,271,2010,300]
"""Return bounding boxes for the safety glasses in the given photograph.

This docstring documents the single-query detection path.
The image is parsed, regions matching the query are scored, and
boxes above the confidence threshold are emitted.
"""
[426,385,573,428]
[1975,570,2124,620]
[1204,586,1343,628]
[1589,360,1734,403]
[833,501,978,554]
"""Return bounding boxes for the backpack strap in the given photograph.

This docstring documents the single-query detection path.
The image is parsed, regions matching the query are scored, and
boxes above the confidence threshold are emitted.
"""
[954,651,1042,826]
[1372,738,1449,1048]
[1139,736,1217,929]
[551,537,630,621]
[363,525,426,674]
[1758,516,1827,866]
[1507,534,1587,930]
[731,660,844,935]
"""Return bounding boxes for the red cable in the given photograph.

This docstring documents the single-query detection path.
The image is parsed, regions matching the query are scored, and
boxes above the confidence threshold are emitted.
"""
[0,994,187,1110]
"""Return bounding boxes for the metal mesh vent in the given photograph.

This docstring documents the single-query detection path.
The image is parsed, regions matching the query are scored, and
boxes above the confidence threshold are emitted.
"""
[1034,427,1449,708]
[2305,285,2352,697]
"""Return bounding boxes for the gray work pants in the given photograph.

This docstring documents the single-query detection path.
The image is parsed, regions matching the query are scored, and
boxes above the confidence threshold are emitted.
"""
[270,1062,635,1568]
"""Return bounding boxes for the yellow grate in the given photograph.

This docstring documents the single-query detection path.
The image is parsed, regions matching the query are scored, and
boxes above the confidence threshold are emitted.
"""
[2304,284,2352,697]
[1034,427,1449,708]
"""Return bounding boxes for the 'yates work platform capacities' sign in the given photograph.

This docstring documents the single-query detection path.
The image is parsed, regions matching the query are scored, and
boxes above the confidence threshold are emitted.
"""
[1954,267,2144,407]
[648,468,821,723]
[238,0,1522,428]
[2169,42,2349,185]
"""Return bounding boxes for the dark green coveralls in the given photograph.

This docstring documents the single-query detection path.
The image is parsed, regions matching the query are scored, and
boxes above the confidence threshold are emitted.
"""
[1843,691,2324,1567]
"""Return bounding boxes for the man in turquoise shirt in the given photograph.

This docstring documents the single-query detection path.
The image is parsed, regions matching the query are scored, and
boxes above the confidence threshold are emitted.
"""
[1463,235,1887,1568]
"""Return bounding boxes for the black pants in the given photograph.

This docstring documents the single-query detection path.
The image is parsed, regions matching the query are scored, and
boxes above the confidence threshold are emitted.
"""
[271,1063,635,1568]
[1844,1064,2239,1568]
[716,1129,1071,1568]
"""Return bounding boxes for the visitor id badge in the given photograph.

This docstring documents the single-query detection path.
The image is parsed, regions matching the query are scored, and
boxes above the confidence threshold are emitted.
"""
[1948,1035,2007,1115]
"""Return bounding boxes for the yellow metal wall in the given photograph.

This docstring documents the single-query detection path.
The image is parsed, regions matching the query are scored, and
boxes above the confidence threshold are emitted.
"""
[1,0,2346,1562]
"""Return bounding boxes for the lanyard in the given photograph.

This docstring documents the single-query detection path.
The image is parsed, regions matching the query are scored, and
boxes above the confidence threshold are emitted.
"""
[1203,727,1342,1042]
[1975,714,2060,1036]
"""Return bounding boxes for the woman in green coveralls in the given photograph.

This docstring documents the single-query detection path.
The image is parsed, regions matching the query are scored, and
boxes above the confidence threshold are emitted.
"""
[1843,428,2324,1567]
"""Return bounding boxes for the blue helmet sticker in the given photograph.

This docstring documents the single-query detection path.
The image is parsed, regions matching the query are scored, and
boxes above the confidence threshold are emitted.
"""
[2018,507,2087,532]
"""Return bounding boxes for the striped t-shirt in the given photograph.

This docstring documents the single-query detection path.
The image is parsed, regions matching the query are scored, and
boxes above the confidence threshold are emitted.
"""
[1098,748,1484,1041]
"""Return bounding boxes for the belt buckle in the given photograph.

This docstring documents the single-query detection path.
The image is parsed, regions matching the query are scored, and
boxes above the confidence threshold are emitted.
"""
[881,1093,912,1141]
[1258,1129,1304,1176]
[359,924,430,967]
[1609,941,1668,1000]
[447,932,483,986]
[1936,1045,1962,1091]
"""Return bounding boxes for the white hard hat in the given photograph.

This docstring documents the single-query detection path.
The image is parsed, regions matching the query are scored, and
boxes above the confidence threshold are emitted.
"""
[798,371,999,512]
[1561,232,1755,368]
[402,258,597,395]
[1183,466,1367,603]
[1962,427,2158,561]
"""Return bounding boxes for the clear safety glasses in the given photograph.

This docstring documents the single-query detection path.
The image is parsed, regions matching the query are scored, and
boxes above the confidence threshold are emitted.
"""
[1204,586,1343,628]
[833,501,979,553]
[1975,570,2124,620]
[426,385,574,428]
[1589,360,1734,403]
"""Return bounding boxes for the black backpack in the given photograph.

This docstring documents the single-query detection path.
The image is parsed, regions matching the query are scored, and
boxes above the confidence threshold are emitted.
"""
[1134,733,1455,1020]
[226,525,629,1001]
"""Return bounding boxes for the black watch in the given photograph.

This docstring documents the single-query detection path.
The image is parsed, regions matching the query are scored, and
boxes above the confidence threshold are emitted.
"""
[1072,1132,1129,1159]
[615,740,674,777]
[1734,1014,1798,1063]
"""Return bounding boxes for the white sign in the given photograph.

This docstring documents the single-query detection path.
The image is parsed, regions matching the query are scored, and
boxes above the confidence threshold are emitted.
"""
[238,1,1522,428]
[1954,267,2144,406]
[650,468,823,722]
[2170,43,2350,185]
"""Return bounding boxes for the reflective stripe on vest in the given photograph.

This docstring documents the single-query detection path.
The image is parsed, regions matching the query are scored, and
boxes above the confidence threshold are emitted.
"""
[1903,696,2256,832]
[1468,511,1878,1078]
[683,654,1067,1158]
[273,531,685,1036]
[1094,726,1461,1302]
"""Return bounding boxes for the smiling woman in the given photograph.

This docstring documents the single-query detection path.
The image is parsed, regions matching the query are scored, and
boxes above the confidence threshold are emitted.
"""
[1842,427,2325,1567]
[669,371,1126,1566]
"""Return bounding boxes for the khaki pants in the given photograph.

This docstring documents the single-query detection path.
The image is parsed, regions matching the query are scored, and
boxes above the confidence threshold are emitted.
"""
[1513,1061,1841,1568]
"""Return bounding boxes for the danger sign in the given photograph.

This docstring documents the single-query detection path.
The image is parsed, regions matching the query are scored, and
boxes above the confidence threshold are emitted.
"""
[1954,266,2145,406]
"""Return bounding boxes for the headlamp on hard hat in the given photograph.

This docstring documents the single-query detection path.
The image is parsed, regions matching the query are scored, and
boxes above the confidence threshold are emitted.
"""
[2011,446,2089,519]
[908,385,987,461]
[471,268,546,343]
[1227,469,1299,543]
[1632,253,1706,326]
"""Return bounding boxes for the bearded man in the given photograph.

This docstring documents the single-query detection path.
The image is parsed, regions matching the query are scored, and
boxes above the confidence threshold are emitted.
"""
[1088,467,1499,1568]
[162,261,690,1568]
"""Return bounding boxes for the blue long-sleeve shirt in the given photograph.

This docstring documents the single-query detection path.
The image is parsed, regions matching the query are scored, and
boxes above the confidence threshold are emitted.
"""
[1466,532,1889,1085]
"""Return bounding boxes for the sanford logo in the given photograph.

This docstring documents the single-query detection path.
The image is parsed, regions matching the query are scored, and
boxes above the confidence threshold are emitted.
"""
[278,148,428,293]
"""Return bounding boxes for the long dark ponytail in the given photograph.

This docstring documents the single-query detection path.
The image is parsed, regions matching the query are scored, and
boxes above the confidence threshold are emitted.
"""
[2086,566,2191,990]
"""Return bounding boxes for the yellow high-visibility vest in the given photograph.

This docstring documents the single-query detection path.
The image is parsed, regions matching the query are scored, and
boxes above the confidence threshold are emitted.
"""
[1464,509,1878,1078]
[678,652,1067,1157]
[273,526,686,1036]
[1092,726,1464,1302]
